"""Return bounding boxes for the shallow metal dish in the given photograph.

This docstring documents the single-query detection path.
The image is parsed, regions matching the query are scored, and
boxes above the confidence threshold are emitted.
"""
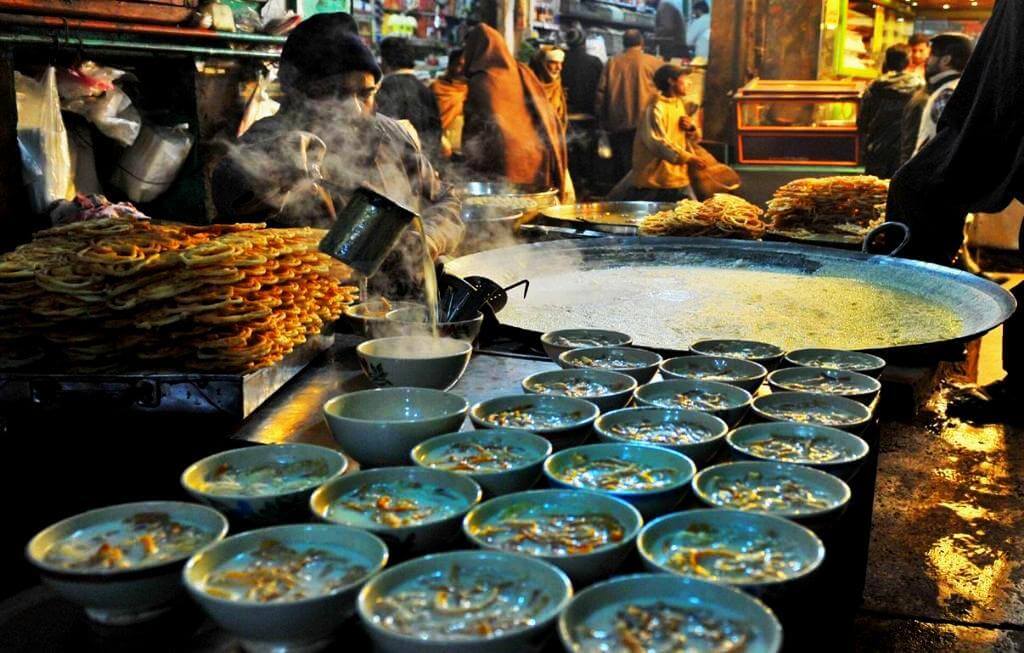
[533,202,673,237]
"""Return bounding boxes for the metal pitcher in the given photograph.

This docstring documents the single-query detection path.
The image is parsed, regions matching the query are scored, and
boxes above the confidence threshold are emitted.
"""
[318,187,419,277]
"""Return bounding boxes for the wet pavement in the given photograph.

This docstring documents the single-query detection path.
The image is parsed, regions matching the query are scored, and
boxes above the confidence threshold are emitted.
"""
[857,326,1024,650]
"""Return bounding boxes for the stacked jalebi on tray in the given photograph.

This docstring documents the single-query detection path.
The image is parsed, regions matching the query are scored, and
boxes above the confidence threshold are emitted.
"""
[639,194,767,239]
[0,216,358,372]
[766,175,889,239]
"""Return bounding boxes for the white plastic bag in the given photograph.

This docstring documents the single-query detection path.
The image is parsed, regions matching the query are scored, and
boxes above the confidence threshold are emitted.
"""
[59,62,141,147]
[110,123,193,203]
[15,67,74,213]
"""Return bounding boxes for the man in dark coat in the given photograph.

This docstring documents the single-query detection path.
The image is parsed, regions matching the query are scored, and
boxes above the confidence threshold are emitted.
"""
[886,0,1024,422]
[562,27,603,116]
[376,37,444,160]
[858,44,922,178]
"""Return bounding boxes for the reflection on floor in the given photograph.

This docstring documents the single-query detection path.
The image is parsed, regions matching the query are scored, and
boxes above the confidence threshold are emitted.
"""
[858,322,1024,651]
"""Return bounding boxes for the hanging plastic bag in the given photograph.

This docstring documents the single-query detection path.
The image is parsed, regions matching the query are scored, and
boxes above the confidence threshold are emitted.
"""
[15,67,75,213]
[110,123,194,203]
[596,130,613,159]
[58,62,141,147]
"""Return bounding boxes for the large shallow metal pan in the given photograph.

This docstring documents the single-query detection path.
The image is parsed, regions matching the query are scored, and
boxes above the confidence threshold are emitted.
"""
[445,237,1015,356]
[527,202,673,236]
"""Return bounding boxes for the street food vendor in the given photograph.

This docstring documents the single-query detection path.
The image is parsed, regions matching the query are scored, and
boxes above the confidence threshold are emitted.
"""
[887,0,1023,423]
[211,13,463,261]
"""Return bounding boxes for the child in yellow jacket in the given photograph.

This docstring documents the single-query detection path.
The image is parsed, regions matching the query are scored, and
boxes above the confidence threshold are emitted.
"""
[629,64,703,202]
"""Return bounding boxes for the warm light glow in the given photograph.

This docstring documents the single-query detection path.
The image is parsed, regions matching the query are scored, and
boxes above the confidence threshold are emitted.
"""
[897,17,905,21]
[942,2,950,8]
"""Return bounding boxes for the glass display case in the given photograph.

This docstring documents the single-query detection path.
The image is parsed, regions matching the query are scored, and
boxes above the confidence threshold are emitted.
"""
[734,79,864,166]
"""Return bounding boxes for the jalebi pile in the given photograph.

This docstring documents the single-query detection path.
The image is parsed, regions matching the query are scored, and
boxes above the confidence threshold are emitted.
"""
[639,194,767,239]
[0,216,357,372]
[766,175,889,236]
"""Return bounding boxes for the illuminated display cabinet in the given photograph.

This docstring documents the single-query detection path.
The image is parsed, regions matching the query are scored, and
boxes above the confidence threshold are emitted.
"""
[734,79,864,166]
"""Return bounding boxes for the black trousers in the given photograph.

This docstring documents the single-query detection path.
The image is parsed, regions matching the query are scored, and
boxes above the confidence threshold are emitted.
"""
[609,129,637,187]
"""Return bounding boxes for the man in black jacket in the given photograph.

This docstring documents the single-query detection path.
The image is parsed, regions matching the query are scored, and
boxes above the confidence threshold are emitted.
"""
[562,28,603,116]
[858,45,922,178]
[377,37,443,160]
[886,1,1024,423]
[897,33,972,167]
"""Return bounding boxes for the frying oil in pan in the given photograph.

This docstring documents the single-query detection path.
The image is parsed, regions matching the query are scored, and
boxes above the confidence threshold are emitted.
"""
[505,266,963,351]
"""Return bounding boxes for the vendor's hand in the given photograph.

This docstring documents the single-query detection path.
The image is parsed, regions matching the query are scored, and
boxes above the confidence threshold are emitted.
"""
[692,157,707,169]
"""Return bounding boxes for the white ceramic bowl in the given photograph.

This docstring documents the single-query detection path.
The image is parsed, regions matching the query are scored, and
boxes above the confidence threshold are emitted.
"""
[544,443,696,519]
[358,550,572,653]
[637,508,825,593]
[558,346,663,384]
[726,421,871,479]
[767,367,881,405]
[691,339,785,369]
[181,443,348,525]
[323,387,468,467]
[594,407,729,466]
[634,379,753,427]
[692,460,852,522]
[310,466,482,554]
[411,428,552,496]
[522,368,637,412]
[463,489,643,586]
[540,329,632,363]
[26,501,228,624]
[356,335,472,390]
[558,573,782,653]
[784,348,886,378]
[750,391,873,433]
[184,524,387,651]
[659,355,768,393]
[469,394,600,451]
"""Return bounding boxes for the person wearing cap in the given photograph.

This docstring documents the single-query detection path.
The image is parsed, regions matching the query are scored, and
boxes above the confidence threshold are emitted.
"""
[885,0,1022,423]
[211,13,462,261]
[377,37,443,160]
[898,33,973,165]
[628,64,702,202]
[530,46,568,133]
[562,28,603,117]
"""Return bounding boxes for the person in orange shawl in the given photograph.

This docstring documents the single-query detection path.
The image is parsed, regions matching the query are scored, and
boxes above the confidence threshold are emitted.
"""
[462,24,574,202]
[431,49,468,159]
[530,46,568,134]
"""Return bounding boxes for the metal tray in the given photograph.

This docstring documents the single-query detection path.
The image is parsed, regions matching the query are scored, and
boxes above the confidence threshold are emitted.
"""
[528,201,673,236]
[0,335,333,422]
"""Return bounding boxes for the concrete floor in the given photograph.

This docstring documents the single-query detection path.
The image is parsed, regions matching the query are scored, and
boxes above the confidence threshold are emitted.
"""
[855,318,1024,651]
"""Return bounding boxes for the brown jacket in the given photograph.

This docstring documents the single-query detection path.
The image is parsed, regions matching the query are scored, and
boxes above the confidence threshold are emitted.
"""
[595,46,663,133]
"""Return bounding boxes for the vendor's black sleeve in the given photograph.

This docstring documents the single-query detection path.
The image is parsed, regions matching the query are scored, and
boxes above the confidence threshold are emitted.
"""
[887,0,1024,265]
